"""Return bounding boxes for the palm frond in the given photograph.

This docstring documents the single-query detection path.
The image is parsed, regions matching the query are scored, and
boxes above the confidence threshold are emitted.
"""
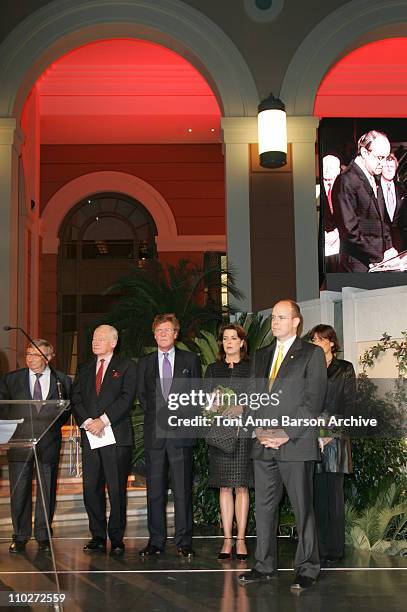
[345,525,371,550]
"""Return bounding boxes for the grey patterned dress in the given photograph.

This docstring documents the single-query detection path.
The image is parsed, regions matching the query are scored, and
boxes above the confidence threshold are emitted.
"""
[204,360,253,488]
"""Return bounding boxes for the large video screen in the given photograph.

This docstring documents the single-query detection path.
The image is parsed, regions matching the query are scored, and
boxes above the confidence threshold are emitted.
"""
[318,118,407,276]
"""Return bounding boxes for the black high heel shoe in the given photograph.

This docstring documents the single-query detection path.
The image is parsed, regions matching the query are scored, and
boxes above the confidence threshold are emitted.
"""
[236,538,248,561]
[218,537,234,560]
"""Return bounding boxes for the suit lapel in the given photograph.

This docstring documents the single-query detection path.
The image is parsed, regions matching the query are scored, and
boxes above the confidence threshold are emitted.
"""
[258,343,275,379]
[24,369,32,398]
[86,358,97,400]
[394,184,404,220]
[173,349,184,379]
[152,351,165,401]
[169,349,187,395]
[352,162,384,221]
[98,354,120,396]
[47,371,57,400]
[275,336,302,380]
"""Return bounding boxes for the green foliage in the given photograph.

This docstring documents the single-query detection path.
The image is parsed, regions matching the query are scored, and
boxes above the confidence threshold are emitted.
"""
[349,331,407,510]
[359,331,407,376]
[346,438,407,510]
[102,258,244,357]
[345,480,407,556]
[236,312,274,354]
[131,402,145,471]
[192,439,221,526]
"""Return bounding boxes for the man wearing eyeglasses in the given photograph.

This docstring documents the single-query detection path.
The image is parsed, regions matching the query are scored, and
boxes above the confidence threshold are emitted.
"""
[332,130,397,272]
[240,300,326,591]
[0,341,71,554]
[136,313,201,558]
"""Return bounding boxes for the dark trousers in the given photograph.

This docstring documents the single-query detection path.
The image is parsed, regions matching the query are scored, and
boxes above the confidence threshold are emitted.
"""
[314,472,345,560]
[82,444,132,544]
[253,458,320,579]
[145,444,193,548]
[8,457,58,542]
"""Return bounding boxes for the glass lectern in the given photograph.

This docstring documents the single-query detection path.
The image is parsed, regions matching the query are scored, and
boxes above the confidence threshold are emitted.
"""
[0,399,70,611]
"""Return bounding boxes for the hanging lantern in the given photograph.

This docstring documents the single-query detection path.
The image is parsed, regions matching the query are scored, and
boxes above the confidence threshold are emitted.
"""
[258,93,287,168]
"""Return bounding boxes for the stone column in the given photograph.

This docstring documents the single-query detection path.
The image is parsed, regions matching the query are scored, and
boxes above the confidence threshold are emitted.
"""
[288,116,320,302]
[221,117,255,312]
[0,118,23,370]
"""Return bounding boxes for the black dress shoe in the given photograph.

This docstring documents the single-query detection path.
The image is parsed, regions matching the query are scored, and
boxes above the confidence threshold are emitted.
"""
[37,540,51,552]
[9,541,26,554]
[290,575,316,591]
[139,543,164,557]
[83,538,106,552]
[110,542,125,556]
[177,545,195,558]
[239,569,277,584]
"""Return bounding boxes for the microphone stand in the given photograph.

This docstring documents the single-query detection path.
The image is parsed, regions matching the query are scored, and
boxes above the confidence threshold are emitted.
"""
[3,325,64,401]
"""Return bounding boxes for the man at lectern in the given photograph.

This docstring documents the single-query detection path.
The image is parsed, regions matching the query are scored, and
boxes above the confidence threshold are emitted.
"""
[0,340,71,554]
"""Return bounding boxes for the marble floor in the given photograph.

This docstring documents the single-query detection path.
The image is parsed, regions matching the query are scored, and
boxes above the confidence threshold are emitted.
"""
[0,524,406,611]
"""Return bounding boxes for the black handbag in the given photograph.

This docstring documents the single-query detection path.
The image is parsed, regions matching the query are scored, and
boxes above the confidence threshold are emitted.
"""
[205,418,239,454]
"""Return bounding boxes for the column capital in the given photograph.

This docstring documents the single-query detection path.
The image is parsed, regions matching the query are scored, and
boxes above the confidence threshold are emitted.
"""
[287,116,320,143]
[221,117,257,144]
[0,117,17,145]
[221,115,321,144]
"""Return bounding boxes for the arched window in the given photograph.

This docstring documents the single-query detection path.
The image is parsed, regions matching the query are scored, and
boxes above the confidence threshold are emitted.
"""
[58,193,157,372]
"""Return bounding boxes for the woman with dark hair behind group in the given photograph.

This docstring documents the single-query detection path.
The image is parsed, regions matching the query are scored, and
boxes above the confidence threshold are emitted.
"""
[309,324,356,565]
[204,324,253,561]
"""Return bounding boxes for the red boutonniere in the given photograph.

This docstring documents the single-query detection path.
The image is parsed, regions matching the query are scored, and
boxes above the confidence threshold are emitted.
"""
[112,370,121,379]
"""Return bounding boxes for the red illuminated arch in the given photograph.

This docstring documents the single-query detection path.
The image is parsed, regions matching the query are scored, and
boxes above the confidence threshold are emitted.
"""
[314,38,407,117]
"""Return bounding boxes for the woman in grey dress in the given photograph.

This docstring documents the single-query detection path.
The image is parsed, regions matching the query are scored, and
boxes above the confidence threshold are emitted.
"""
[204,324,253,561]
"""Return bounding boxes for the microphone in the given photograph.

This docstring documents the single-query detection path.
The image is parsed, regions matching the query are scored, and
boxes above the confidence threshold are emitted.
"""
[3,324,64,401]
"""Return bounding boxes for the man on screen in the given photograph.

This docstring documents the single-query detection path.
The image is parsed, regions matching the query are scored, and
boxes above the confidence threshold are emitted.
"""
[381,153,407,253]
[322,154,341,272]
[332,130,398,272]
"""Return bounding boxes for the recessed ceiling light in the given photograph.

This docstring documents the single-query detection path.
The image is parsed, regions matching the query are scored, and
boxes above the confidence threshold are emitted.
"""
[188,128,193,133]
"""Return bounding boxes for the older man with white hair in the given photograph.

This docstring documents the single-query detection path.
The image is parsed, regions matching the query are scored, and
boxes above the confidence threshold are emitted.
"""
[72,325,137,556]
[332,130,397,272]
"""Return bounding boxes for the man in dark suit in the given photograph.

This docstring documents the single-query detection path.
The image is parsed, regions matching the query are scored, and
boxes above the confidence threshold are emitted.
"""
[0,340,71,553]
[136,313,201,558]
[71,324,137,556]
[240,300,326,591]
[381,153,407,253]
[321,154,341,272]
[332,130,397,272]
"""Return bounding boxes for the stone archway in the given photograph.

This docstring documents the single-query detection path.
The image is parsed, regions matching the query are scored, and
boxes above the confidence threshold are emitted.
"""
[0,0,258,121]
[41,171,178,254]
[280,0,407,115]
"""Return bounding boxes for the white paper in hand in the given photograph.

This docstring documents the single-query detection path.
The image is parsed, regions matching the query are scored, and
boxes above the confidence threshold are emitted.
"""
[86,425,116,449]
